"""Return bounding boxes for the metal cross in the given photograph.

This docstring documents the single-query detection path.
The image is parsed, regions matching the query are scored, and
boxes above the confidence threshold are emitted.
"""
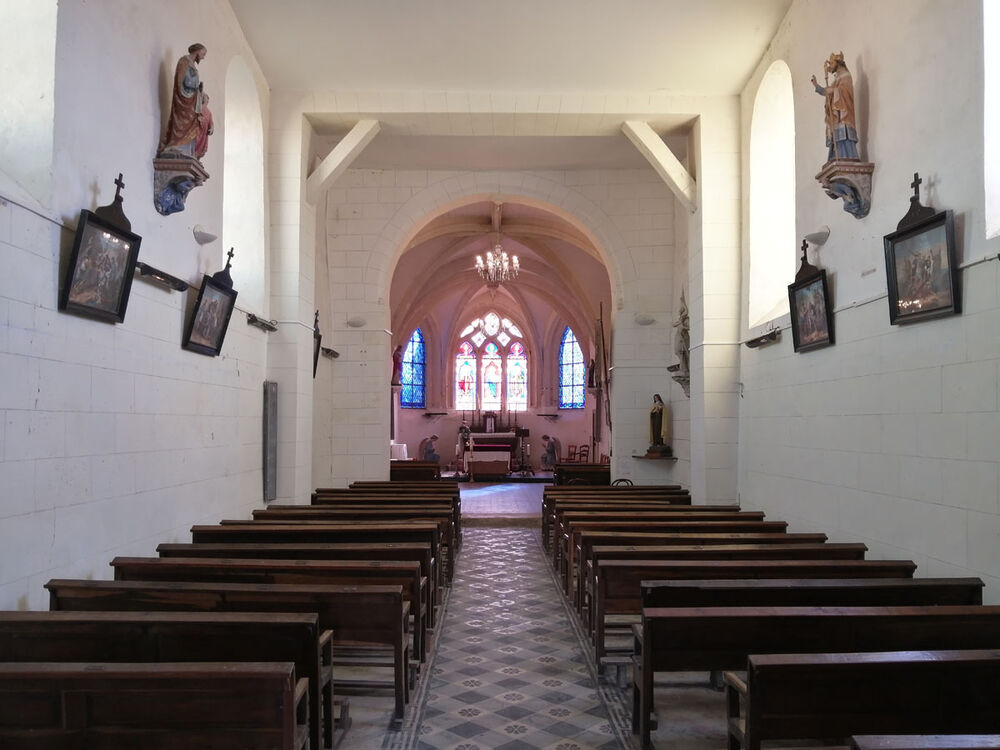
[114,173,125,200]
[910,172,922,201]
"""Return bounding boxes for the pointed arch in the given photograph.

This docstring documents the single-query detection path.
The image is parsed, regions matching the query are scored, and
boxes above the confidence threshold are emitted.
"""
[400,328,426,408]
[748,59,796,327]
[558,327,586,409]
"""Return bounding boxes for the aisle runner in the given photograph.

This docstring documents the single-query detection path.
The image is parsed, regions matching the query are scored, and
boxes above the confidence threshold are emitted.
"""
[386,527,632,750]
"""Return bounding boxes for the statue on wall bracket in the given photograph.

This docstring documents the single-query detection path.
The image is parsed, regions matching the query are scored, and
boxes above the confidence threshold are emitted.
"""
[153,43,212,216]
[811,51,874,219]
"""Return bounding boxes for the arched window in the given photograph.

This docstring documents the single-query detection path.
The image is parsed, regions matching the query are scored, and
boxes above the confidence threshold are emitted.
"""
[748,59,796,327]
[453,312,528,411]
[455,341,476,410]
[506,342,527,412]
[558,327,585,409]
[400,328,425,408]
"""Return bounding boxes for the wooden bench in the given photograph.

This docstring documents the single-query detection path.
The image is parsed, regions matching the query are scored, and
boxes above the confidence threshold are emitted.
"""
[574,532,831,613]
[110,555,429,667]
[559,516,788,596]
[541,495,697,552]
[634,605,1000,749]
[852,736,1000,750]
[726,649,1000,750]
[0,610,339,750]
[553,462,611,485]
[581,542,867,623]
[390,460,441,481]
[191,521,453,582]
[45,578,412,726]
[640,577,986,609]
[156,540,440,625]
[312,490,462,544]
[0,661,309,749]
[592,558,918,663]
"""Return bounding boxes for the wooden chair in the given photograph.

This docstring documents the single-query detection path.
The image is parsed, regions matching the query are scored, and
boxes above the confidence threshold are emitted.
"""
[565,445,578,462]
[577,445,590,462]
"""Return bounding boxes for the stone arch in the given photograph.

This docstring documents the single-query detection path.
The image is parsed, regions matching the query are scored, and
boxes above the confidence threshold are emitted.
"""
[370,173,633,310]
[222,56,267,313]
[748,58,796,328]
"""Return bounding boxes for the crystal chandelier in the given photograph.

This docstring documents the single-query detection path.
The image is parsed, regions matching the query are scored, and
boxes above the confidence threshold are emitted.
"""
[475,242,519,288]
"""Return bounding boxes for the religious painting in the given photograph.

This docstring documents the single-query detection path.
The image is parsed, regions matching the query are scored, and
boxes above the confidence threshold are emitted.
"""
[182,274,238,356]
[788,269,834,353]
[884,210,959,325]
[59,210,142,323]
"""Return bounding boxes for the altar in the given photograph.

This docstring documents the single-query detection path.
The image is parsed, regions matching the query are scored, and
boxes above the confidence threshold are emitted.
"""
[464,431,517,480]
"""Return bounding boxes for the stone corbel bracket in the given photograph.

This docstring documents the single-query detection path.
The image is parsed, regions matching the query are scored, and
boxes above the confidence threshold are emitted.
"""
[153,156,209,216]
[815,158,874,219]
[666,364,691,398]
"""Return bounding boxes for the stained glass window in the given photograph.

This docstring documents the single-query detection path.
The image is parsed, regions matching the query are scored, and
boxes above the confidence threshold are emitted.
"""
[454,312,529,412]
[559,327,585,408]
[507,342,527,411]
[455,341,477,410]
[400,328,426,408]
[481,342,502,410]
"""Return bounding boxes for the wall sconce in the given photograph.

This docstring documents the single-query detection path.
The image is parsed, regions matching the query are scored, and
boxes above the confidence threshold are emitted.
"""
[634,313,656,326]
[321,346,339,359]
[346,316,366,328]
[246,312,278,332]
[135,262,189,292]
[804,225,830,247]
[744,328,781,349]
[192,225,217,245]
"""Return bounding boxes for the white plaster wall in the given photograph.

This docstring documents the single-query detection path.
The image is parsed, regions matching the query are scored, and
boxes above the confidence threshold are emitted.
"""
[311,167,682,487]
[739,0,1000,601]
[0,0,272,610]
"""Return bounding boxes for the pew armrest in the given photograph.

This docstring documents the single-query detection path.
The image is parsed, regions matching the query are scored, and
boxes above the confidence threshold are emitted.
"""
[723,670,746,695]
[631,622,643,655]
[319,629,333,667]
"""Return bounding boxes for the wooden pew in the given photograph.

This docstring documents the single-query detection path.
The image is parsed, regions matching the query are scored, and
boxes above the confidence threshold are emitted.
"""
[553,462,611,485]
[726,649,1000,750]
[156,540,440,625]
[580,542,868,622]
[390,460,441,481]
[312,490,462,544]
[46,578,412,726]
[574,531,831,613]
[592,558,918,663]
[541,495,696,552]
[558,516,787,596]
[633,605,1000,749]
[0,610,338,750]
[191,521,452,582]
[0,661,308,749]
[110,555,429,667]
[852,736,1000,750]
[640,577,986,609]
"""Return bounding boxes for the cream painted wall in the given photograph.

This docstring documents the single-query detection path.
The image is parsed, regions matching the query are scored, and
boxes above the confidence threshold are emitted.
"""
[739,0,1000,600]
[0,0,271,610]
[309,166,686,488]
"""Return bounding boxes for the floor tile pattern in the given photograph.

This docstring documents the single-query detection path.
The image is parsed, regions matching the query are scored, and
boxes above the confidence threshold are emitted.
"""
[385,527,633,750]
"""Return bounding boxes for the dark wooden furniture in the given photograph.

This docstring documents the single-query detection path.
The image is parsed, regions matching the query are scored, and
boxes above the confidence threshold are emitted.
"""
[45,578,412,726]
[0,661,308,749]
[390,460,441,481]
[0,610,337,750]
[156,540,439,624]
[553,462,611,485]
[726,649,1000,750]
[110,555,429,666]
[852,736,1000,750]
[592,558,918,662]
[633,605,1000,749]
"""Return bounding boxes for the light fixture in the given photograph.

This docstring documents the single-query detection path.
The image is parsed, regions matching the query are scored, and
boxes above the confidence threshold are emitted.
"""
[475,201,519,289]
[475,243,519,288]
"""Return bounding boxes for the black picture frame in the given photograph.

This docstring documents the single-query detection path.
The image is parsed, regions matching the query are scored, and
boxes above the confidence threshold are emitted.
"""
[182,274,238,356]
[884,209,959,325]
[788,268,834,353]
[59,210,142,323]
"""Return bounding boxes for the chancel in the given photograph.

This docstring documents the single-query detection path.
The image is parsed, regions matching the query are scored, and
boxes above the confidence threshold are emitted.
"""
[2,1,999,749]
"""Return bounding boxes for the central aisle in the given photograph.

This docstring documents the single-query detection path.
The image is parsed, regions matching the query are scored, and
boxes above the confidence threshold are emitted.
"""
[389,527,629,750]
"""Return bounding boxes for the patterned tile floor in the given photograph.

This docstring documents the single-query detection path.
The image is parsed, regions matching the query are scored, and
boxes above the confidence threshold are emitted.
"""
[385,527,631,750]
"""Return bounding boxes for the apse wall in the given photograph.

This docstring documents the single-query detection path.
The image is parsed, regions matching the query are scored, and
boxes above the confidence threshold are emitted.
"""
[738,0,1000,600]
[0,1,271,610]
[311,167,689,487]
